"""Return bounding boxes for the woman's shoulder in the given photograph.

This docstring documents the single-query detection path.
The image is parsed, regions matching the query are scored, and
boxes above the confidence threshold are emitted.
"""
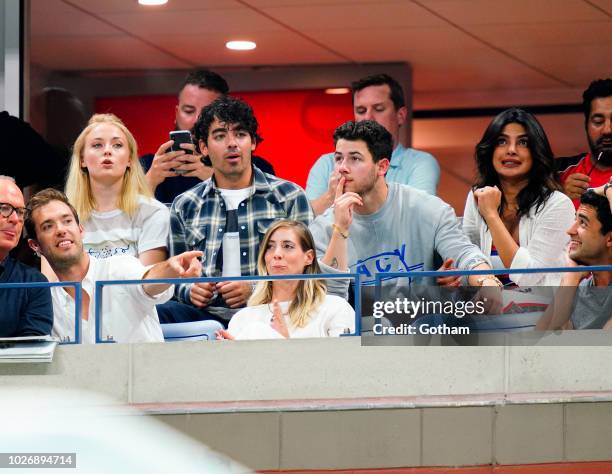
[137,194,169,210]
[321,294,354,311]
[523,190,574,225]
[135,195,170,218]
[548,189,573,205]
[533,189,574,213]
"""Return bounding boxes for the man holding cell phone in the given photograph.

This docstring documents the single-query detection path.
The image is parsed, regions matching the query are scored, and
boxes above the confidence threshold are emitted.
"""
[141,69,275,205]
[557,78,612,209]
[168,130,196,176]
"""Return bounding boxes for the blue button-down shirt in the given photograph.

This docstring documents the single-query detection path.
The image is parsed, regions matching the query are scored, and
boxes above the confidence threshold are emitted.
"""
[305,144,440,200]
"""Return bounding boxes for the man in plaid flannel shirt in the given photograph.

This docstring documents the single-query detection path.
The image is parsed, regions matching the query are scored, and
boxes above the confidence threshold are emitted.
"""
[164,96,313,324]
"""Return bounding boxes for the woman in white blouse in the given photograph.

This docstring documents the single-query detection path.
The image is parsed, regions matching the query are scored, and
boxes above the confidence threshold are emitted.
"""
[217,220,355,340]
[458,108,575,287]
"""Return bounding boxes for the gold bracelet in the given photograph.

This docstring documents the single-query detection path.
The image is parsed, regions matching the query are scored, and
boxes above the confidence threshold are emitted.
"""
[476,275,503,288]
[332,224,349,239]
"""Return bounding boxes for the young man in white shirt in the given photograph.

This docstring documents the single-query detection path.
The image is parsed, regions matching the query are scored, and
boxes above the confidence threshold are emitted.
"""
[25,188,202,343]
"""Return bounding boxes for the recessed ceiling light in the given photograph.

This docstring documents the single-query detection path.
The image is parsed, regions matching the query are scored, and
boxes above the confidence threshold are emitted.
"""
[226,40,257,51]
[325,88,350,95]
[138,0,168,5]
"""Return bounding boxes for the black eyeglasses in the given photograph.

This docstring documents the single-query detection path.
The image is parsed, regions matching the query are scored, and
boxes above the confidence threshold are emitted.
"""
[0,203,27,220]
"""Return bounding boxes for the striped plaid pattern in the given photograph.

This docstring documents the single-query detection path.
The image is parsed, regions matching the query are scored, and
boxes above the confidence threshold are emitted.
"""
[169,167,313,304]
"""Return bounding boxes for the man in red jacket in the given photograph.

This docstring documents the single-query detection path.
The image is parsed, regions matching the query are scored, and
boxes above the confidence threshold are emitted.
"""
[557,78,612,209]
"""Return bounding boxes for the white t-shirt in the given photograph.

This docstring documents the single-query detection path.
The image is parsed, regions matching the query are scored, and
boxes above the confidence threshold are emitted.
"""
[228,294,355,340]
[83,195,169,259]
[51,255,172,344]
[218,187,252,277]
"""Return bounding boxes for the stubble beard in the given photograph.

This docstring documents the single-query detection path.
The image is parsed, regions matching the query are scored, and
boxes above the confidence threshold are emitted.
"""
[47,245,84,275]
[569,247,601,267]
[216,154,252,184]
[354,173,379,200]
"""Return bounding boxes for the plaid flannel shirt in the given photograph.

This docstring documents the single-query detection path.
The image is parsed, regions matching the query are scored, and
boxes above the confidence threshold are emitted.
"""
[169,167,313,305]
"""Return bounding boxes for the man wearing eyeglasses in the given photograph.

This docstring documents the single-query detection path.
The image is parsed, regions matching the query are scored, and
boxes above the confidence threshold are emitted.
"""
[0,176,53,337]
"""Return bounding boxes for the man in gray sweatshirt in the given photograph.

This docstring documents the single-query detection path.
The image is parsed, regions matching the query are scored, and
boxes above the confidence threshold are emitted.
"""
[310,120,499,290]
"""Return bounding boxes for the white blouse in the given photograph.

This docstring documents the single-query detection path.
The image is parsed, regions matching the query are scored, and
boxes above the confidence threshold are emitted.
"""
[462,190,575,286]
[228,294,355,340]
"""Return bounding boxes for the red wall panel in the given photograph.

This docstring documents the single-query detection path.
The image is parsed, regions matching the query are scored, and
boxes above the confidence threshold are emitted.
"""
[95,90,353,189]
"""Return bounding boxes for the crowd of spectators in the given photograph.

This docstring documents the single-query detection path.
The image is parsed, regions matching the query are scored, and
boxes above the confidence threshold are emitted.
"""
[0,71,610,341]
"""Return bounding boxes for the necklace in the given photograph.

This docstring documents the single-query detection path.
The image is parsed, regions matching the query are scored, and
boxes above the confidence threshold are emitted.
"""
[267,302,290,317]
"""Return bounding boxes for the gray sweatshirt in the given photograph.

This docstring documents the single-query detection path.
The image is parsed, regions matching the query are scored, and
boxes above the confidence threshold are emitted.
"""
[310,183,490,288]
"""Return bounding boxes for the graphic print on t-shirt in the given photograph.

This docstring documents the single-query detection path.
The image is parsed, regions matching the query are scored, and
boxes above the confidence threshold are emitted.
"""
[350,244,424,285]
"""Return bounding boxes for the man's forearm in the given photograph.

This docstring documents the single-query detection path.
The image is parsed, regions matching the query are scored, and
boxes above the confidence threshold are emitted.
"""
[310,192,334,216]
[142,260,175,297]
[322,227,349,271]
[536,273,581,330]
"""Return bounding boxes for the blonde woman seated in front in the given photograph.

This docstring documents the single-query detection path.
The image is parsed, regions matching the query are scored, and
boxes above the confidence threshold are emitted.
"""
[216,220,355,340]
[64,113,169,265]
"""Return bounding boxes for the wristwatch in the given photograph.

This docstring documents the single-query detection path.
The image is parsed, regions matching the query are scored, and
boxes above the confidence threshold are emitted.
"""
[604,181,612,197]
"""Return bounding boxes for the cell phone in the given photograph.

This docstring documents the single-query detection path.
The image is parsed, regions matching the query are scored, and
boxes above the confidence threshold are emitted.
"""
[169,130,193,154]
[169,130,193,175]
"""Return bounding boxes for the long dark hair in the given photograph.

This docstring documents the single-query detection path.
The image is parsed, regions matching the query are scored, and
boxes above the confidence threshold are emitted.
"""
[474,107,560,219]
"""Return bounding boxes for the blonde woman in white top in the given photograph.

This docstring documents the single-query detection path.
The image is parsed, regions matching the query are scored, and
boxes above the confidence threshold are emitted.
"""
[64,114,169,266]
[217,220,355,340]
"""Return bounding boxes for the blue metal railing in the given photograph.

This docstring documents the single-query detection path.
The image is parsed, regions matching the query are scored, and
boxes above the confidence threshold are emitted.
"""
[3,265,611,344]
[373,264,612,290]
[368,265,612,334]
[0,281,82,344]
[94,273,361,343]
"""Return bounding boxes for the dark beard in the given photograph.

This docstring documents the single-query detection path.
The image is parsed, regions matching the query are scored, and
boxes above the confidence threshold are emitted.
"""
[589,139,612,167]
[599,151,612,167]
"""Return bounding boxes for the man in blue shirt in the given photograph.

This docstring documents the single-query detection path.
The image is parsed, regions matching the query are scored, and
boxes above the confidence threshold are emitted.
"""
[306,73,440,215]
[0,177,52,337]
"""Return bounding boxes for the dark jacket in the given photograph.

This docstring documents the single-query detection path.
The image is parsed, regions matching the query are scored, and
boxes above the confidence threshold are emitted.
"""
[0,256,53,337]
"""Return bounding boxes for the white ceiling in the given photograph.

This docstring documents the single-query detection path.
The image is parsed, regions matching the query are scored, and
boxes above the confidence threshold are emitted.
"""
[30,0,612,102]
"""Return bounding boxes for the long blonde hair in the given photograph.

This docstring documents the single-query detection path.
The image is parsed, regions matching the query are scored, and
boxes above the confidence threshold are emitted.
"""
[249,220,327,329]
[65,113,151,221]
